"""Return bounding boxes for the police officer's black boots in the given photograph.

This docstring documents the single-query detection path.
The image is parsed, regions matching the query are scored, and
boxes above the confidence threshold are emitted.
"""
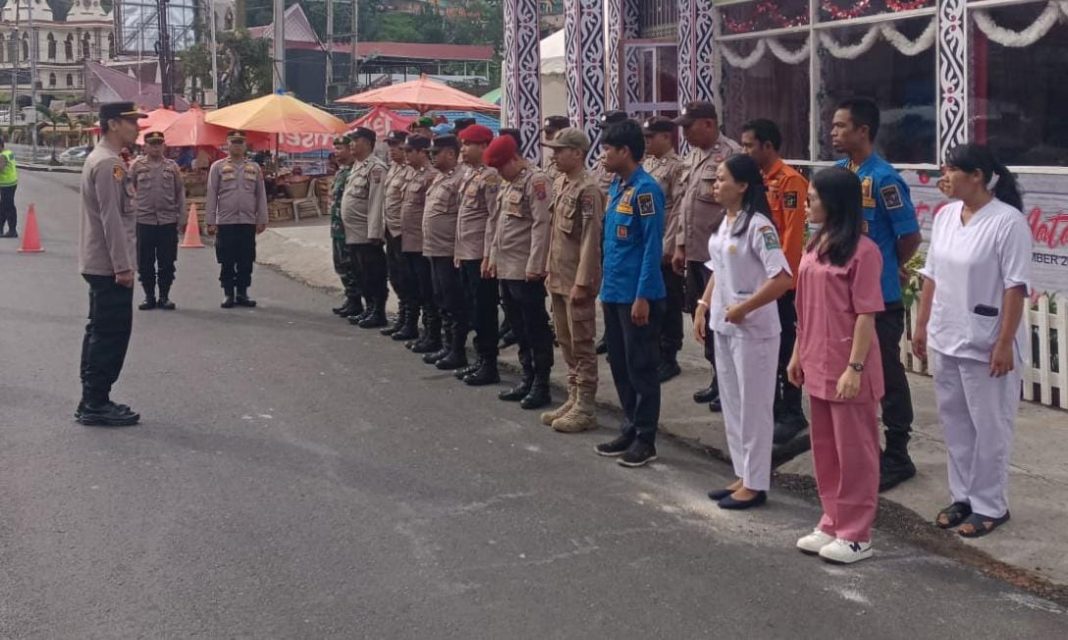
[347,299,370,325]
[424,319,452,363]
[520,373,552,410]
[335,296,361,317]
[412,308,442,354]
[358,298,388,329]
[464,357,500,386]
[139,283,157,310]
[235,287,257,308]
[773,381,809,445]
[393,304,420,342]
[436,327,468,370]
[499,359,534,401]
[382,302,407,336]
[879,432,917,493]
[455,356,482,380]
[221,287,236,309]
[157,285,176,311]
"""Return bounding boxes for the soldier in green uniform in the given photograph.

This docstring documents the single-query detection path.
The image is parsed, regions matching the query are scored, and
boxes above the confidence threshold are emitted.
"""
[329,135,363,318]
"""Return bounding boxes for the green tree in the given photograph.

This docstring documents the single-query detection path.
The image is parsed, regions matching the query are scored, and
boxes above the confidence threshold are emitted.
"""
[180,30,272,106]
[35,104,70,164]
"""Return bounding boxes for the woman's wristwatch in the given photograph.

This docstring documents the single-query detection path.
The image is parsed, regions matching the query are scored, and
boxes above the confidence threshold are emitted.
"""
[849,362,865,373]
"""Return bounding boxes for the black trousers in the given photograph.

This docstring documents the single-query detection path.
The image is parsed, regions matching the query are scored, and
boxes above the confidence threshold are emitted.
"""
[460,259,499,358]
[80,275,134,405]
[685,260,716,374]
[660,263,685,362]
[215,224,256,290]
[876,305,914,443]
[0,184,16,232]
[136,223,179,290]
[774,290,804,418]
[500,279,553,378]
[431,256,466,334]
[331,236,361,299]
[603,299,665,444]
[403,251,438,318]
[350,243,388,302]
[385,231,414,303]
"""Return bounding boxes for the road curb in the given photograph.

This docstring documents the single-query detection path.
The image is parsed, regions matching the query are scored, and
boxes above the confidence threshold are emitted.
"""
[18,162,82,174]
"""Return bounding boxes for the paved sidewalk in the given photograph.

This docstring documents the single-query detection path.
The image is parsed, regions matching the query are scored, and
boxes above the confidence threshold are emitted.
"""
[257,220,1068,589]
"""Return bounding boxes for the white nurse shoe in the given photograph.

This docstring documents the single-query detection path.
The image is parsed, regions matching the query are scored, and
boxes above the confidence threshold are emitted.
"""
[818,538,873,565]
[796,528,835,555]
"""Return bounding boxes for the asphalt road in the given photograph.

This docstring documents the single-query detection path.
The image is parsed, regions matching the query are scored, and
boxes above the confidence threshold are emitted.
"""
[1,170,1064,639]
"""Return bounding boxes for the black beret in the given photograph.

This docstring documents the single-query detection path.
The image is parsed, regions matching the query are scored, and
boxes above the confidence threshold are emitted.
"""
[430,134,459,151]
[404,134,432,151]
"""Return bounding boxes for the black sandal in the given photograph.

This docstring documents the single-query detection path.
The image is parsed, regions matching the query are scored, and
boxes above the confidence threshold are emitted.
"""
[958,512,1011,538]
[935,502,972,529]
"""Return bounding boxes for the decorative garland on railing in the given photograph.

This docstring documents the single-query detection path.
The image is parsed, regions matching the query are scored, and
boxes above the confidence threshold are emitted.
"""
[972,1,1068,48]
[822,0,872,21]
[722,0,808,34]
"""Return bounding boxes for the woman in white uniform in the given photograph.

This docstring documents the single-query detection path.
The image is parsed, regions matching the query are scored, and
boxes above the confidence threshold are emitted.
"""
[695,154,793,509]
[913,143,1030,538]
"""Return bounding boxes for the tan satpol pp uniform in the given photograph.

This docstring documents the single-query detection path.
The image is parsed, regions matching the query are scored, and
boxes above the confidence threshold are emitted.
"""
[545,169,604,432]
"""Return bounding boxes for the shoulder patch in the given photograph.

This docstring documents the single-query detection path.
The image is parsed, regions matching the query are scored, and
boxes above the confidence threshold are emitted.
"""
[532,179,548,201]
[880,184,904,210]
[783,191,799,209]
[760,225,781,250]
[371,167,385,183]
[580,193,597,219]
[638,192,655,216]
[113,164,125,181]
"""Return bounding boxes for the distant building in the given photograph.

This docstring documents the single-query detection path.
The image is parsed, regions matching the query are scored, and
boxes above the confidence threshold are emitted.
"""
[540,0,563,34]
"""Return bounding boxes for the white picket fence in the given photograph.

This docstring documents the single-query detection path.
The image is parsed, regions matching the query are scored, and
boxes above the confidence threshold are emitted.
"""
[902,294,1068,411]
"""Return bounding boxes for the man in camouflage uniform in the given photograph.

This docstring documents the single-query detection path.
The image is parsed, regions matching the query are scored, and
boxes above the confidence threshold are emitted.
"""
[484,135,554,410]
[641,116,687,382]
[329,134,362,318]
[540,128,604,433]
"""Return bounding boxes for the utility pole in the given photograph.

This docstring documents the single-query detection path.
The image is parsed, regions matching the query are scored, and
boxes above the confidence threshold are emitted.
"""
[9,2,19,129]
[208,0,220,106]
[349,0,358,89]
[28,0,38,158]
[272,0,285,92]
[325,0,333,100]
[157,0,175,108]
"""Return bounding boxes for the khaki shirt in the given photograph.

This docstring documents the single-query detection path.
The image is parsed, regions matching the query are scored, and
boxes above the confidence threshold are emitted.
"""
[678,135,741,263]
[342,154,388,244]
[421,165,466,257]
[456,164,501,261]
[205,157,268,226]
[79,141,136,276]
[488,167,552,281]
[131,156,186,226]
[399,164,439,253]
[383,162,407,237]
[546,171,604,296]
[643,151,686,257]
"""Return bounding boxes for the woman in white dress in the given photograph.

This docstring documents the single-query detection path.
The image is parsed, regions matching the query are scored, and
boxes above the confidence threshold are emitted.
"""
[913,144,1030,538]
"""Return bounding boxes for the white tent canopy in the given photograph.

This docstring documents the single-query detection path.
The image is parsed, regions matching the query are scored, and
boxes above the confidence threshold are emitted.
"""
[541,29,566,75]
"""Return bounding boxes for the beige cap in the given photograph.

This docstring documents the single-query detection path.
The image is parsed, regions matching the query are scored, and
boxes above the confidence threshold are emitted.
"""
[542,127,591,151]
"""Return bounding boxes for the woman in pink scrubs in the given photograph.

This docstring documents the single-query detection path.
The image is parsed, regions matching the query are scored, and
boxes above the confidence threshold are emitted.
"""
[788,167,884,565]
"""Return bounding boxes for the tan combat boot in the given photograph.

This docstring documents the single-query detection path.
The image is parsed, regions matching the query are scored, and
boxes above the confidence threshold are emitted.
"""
[552,388,598,433]
[540,385,576,426]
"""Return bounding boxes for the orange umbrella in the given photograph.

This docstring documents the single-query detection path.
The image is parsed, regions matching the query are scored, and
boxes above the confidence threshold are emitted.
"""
[348,106,416,139]
[136,107,183,144]
[337,75,501,114]
[204,91,347,135]
[162,104,231,147]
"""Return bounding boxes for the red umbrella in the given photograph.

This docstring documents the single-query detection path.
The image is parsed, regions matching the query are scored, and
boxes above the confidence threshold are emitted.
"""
[162,104,270,148]
[349,106,416,139]
[337,75,500,114]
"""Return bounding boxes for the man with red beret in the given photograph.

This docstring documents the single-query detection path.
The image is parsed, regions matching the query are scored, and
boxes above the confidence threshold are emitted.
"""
[484,135,555,410]
[454,125,503,385]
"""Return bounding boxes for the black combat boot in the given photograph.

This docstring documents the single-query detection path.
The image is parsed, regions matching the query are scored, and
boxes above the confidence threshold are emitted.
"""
[520,375,552,410]
[157,285,176,310]
[464,358,500,386]
[75,399,140,427]
[412,309,442,354]
[139,283,157,311]
[499,361,534,401]
[455,357,483,380]
[436,329,468,370]
[393,305,420,342]
[335,296,361,317]
[657,354,681,383]
[773,380,809,445]
[382,302,407,336]
[221,286,235,309]
[879,432,917,493]
[235,287,257,307]
[424,319,452,363]
[358,298,388,329]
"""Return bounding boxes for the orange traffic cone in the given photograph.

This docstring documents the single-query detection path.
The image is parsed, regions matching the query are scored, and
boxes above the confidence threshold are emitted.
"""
[17,203,44,253]
[180,204,204,248]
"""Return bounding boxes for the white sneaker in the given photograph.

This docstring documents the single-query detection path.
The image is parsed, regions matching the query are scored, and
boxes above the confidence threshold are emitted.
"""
[796,529,835,555]
[818,538,873,565]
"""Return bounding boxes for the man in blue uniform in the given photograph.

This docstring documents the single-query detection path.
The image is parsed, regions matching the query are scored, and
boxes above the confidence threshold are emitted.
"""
[593,120,667,468]
[832,97,922,492]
